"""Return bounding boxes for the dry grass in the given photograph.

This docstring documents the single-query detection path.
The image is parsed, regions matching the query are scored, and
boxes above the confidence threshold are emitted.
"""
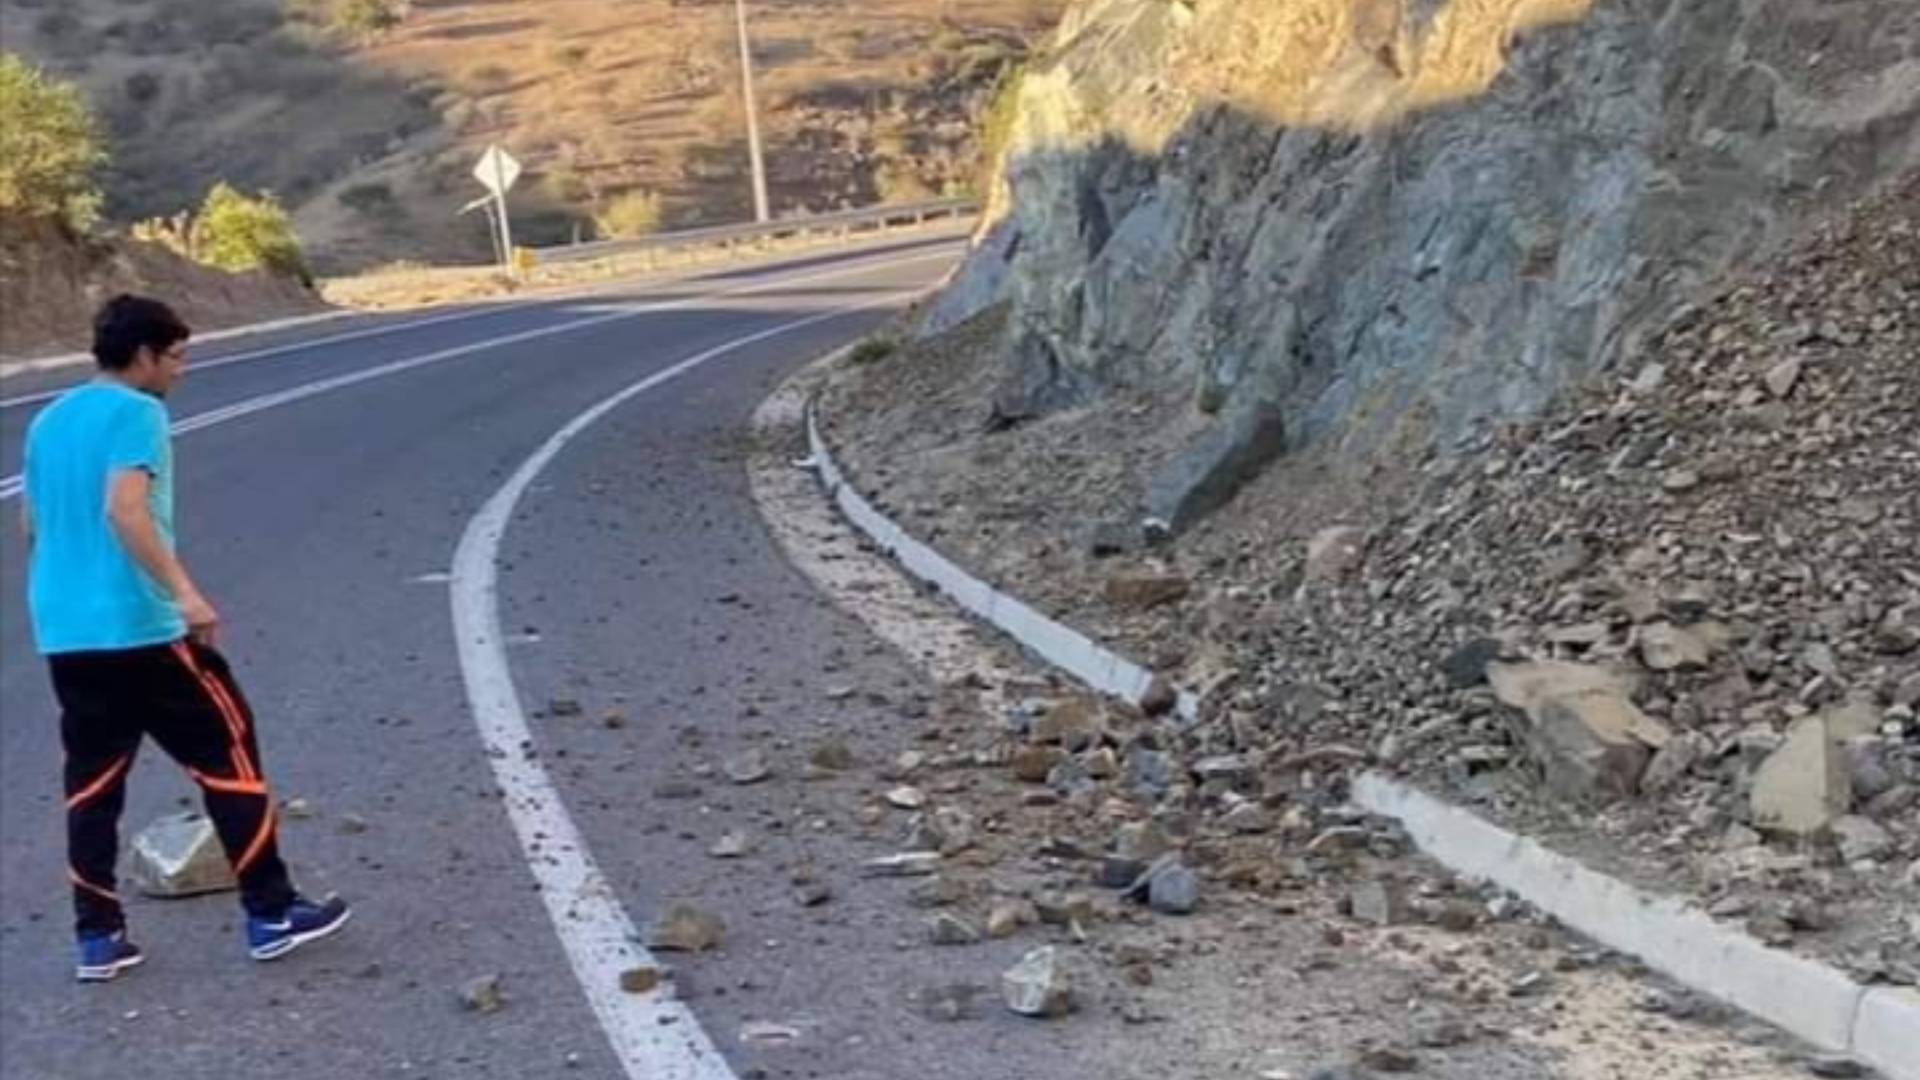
[2,0,1061,271]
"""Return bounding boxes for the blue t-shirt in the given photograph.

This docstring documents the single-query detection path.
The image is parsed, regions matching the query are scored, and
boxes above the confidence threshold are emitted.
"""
[24,382,185,655]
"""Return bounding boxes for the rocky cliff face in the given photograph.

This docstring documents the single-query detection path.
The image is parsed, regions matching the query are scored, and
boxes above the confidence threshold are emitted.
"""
[925,0,1920,529]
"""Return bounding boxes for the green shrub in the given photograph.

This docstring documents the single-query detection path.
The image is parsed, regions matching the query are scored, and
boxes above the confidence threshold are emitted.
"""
[191,183,308,279]
[0,54,106,229]
[333,0,403,39]
[593,189,662,239]
[848,336,896,365]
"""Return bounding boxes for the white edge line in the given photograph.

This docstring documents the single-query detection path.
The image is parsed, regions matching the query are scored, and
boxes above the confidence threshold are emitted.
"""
[0,246,963,504]
[798,398,1918,1080]
[449,288,931,1080]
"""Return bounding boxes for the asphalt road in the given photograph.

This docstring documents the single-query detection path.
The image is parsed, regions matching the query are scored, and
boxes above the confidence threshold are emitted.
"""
[0,229,1824,1080]
[0,233,1069,1080]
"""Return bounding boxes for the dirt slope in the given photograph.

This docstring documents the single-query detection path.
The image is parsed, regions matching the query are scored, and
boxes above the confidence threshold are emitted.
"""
[0,217,323,361]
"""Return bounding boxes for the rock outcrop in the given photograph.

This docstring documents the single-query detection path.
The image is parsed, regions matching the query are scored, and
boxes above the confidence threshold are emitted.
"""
[925,0,1920,528]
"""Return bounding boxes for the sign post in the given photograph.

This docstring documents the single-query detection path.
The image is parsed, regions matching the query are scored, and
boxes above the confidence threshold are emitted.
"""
[734,0,770,223]
[459,194,502,265]
[472,144,523,275]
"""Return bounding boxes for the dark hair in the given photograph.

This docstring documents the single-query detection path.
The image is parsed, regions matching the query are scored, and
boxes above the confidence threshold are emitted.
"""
[93,295,191,371]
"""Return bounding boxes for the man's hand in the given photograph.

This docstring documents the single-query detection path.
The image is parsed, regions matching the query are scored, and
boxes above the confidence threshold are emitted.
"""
[107,468,217,646]
[178,590,220,648]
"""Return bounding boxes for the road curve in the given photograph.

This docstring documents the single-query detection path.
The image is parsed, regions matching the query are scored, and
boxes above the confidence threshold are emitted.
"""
[0,236,1084,1080]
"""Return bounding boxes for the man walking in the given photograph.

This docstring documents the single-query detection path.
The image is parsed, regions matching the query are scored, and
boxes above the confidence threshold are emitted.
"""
[22,295,350,982]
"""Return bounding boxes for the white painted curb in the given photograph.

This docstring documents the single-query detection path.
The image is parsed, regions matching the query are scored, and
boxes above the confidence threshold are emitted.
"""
[1350,776,1918,1077]
[799,398,1920,1080]
[1855,987,1920,1079]
[805,406,1200,722]
[0,308,352,378]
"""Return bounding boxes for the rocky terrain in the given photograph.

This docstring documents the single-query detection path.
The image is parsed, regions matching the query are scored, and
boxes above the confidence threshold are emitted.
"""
[925,0,1920,534]
[744,378,1843,1078]
[820,160,1920,1000]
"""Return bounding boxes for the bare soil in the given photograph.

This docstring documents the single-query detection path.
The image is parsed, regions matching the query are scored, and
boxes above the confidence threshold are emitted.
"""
[0,217,324,362]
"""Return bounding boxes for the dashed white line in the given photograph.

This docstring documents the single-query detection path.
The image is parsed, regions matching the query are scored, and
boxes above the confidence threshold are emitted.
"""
[449,286,931,1079]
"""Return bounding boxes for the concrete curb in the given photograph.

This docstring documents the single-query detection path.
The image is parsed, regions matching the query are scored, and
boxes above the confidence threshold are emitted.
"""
[799,398,1919,1080]
[1855,987,1920,1079]
[1351,776,1917,1078]
[0,308,352,378]
[805,405,1200,722]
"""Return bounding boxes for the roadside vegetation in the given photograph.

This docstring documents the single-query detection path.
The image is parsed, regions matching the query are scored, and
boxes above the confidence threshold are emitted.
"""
[0,53,106,230]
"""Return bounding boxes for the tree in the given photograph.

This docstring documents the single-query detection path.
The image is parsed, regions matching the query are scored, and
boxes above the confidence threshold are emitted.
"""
[191,183,309,280]
[0,54,106,229]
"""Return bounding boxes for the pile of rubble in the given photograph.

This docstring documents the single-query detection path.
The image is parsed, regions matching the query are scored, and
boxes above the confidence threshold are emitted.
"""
[826,178,1920,987]
[749,688,1582,1034]
[1146,179,1920,980]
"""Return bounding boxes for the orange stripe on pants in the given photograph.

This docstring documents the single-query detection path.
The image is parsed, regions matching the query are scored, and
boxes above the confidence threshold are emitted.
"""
[68,868,119,904]
[65,755,132,810]
[235,812,277,875]
[187,768,269,797]
[172,643,257,781]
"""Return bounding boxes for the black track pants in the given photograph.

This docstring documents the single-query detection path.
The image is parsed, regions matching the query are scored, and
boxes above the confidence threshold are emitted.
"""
[51,640,294,936]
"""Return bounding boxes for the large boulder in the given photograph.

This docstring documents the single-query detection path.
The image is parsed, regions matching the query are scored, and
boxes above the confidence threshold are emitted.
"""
[1488,661,1672,801]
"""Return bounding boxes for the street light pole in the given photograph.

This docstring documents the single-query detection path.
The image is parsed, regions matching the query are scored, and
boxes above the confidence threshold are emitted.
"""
[734,0,771,223]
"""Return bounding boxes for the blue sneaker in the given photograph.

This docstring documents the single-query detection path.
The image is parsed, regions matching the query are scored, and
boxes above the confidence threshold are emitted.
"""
[246,894,351,961]
[75,930,144,983]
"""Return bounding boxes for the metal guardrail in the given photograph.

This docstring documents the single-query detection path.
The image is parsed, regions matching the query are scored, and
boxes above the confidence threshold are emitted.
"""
[532,197,979,265]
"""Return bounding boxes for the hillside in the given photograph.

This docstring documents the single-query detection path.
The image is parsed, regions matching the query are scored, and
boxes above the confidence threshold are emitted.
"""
[818,0,1920,982]
[0,217,323,360]
[1,0,1059,271]
[925,0,1919,505]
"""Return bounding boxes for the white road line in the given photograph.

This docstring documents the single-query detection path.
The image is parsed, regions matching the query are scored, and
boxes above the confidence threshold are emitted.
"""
[450,287,929,1080]
[0,230,969,410]
[0,247,959,502]
[0,305,513,410]
[0,308,359,382]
